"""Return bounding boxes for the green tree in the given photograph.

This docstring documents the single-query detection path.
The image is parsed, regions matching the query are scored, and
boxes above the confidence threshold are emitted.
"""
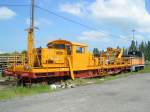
[139,41,145,53]
[146,41,150,61]
[21,50,27,56]
[117,46,120,49]
[93,48,99,57]
[129,40,137,52]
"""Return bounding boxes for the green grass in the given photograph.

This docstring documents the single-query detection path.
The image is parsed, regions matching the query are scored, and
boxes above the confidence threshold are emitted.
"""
[138,65,150,73]
[0,84,54,100]
[0,65,150,100]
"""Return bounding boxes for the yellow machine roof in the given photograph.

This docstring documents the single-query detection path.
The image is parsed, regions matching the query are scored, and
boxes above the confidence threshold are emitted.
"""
[47,39,87,47]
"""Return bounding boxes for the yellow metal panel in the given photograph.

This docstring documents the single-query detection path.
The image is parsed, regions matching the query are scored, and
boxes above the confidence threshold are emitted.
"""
[41,48,67,67]
[67,57,74,80]
[72,45,88,70]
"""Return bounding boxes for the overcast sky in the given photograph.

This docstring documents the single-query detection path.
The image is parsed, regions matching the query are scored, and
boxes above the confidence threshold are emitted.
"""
[0,0,150,52]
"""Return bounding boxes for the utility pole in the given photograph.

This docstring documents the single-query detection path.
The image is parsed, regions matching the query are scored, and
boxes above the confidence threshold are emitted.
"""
[31,0,35,30]
[132,29,135,41]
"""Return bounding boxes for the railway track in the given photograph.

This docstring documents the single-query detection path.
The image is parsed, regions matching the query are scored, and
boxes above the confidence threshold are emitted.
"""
[0,80,17,86]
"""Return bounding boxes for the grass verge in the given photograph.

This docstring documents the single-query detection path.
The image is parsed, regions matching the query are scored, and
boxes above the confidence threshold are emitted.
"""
[0,65,150,100]
[0,84,54,100]
[138,65,150,73]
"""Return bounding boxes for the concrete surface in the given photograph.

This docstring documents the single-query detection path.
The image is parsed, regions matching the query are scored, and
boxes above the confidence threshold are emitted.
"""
[1,73,150,112]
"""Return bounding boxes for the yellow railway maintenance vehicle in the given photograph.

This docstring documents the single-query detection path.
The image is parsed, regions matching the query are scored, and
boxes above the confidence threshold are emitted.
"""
[4,38,144,84]
[3,0,144,84]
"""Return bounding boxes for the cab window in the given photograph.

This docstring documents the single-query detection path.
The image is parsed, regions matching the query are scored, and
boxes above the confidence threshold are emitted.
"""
[76,46,85,53]
[54,44,65,49]
[66,46,72,55]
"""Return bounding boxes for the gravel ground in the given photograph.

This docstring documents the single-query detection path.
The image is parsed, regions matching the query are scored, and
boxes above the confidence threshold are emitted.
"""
[1,73,150,112]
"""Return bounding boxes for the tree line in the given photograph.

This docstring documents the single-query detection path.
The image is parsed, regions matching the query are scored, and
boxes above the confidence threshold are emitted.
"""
[128,40,150,61]
[93,40,150,61]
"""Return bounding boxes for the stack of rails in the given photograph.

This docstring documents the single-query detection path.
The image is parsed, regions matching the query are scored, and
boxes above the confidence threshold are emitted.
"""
[0,55,24,73]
